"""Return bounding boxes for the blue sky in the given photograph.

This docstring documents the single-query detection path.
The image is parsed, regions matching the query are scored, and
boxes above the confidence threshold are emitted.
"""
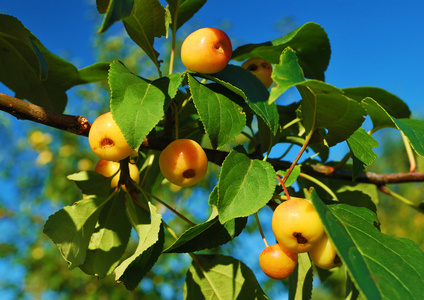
[1,0,423,115]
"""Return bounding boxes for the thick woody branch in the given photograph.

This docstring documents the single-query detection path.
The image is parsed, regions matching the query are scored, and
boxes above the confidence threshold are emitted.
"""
[2,92,424,186]
[0,93,91,136]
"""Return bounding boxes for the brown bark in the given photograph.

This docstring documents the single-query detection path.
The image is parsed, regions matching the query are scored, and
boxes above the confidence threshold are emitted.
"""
[2,92,424,185]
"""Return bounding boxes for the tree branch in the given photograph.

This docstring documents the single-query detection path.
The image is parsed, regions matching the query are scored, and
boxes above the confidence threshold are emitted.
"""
[0,93,91,136]
[2,92,424,186]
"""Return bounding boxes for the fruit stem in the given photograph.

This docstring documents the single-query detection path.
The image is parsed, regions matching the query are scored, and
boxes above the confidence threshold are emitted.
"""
[171,101,180,139]
[142,190,196,226]
[140,153,155,188]
[162,220,179,240]
[378,185,423,212]
[276,174,291,200]
[281,131,313,185]
[168,1,179,75]
[255,212,269,247]
[298,172,339,200]
[276,144,294,160]
[401,132,417,172]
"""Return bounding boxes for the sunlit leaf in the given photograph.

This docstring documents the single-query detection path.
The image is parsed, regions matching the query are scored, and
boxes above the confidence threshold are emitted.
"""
[217,146,275,223]
[201,65,279,135]
[269,47,305,104]
[67,171,112,197]
[347,127,379,179]
[232,22,330,81]
[79,191,132,278]
[43,194,112,269]
[311,190,424,300]
[115,200,163,290]
[184,254,269,299]
[288,253,313,300]
[109,60,182,148]
[189,75,246,149]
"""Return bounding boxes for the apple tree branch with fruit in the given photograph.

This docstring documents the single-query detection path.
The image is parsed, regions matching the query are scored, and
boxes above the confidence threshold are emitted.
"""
[1,1,424,299]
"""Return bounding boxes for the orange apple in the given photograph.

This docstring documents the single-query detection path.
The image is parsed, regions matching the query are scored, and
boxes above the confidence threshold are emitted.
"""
[241,57,273,89]
[181,27,232,74]
[159,139,208,187]
[259,243,298,280]
[272,198,325,253]
[94,159,140,189]
[88,112,134,162]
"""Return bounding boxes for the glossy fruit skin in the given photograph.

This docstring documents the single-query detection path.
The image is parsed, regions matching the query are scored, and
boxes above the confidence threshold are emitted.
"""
[241,57,273,89]
[309,233,342,269]
[159,139,208,187]
[95,159,140,189]
[181,27,232,74]
[88,112,134,162]
[259,243,298,280]
[272,198,325,253]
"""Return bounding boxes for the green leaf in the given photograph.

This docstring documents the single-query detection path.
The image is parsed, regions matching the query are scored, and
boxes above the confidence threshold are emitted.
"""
[67,171,112,197]
[189,75,246,149]
[79,191,132,278]
[201,65,279,135]
[269,47,306,104]
[165,188,247,253]
[115,199,163,289]
[163,214,247,253]
[298,81,366,146]
[217,146,275,223]
[277,165,301,188]
[0,14,109,112]
[343,86,411,119]
[311,190,424,300]
[347,128,379,179]
[166,0,206,30]
[109,61,182,148]
[263,49,366,145]
[232,22,331,81]
[184,254,269,300]
[288,253,313,300]
[43,194,112,269]
[123,0,167,65]
[393,118,424,157]
[76,62,110,84]
[97,0,134,33]
[362,98,424,156]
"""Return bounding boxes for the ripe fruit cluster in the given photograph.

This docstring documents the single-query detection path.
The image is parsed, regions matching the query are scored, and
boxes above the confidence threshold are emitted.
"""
[181,28,274,89]
[88,112,139,189]
[259,198,342,280]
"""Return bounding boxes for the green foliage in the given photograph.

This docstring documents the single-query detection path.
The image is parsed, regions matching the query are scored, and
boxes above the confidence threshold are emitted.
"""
[311,190,424,299]
[2,0,424,299]
[0,14,108,112]
[184,254,269,299]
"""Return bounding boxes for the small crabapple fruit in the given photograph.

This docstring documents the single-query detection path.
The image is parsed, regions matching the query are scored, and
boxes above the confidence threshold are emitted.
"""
[94,159,140,189]
[272,198,325,253]
[241,57,273,89]
[181,27,232,74]
[309,233,342,269]
[259,243,298,280]
[88,112,134,162]
[159,139,208,187]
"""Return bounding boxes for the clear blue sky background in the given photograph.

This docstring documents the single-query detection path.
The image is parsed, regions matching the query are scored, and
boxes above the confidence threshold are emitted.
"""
[1,0,424,298]
[1,0,423,115]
